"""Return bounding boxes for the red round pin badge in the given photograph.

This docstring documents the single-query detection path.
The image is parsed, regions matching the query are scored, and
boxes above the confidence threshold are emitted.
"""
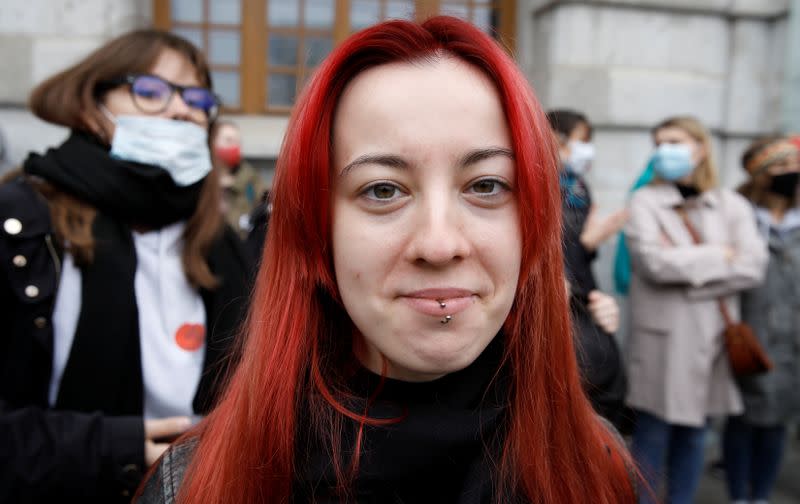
[175,323,205,351]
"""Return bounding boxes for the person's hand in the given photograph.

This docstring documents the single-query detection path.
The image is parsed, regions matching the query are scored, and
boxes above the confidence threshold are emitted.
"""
[587,290,620,334]
[144,416,191,466]
[579,206,629,251]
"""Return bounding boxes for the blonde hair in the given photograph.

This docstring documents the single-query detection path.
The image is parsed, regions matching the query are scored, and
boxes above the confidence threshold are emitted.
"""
[652,116,719,192]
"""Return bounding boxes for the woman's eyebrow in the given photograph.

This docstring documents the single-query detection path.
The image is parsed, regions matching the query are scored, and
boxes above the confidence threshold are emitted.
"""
[340,154,409,177]
[459,147,515,166]
[339,147,514,178]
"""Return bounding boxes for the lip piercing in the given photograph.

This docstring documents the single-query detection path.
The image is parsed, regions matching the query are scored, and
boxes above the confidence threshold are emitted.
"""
[440,315,452,324]
[438,300,447,309]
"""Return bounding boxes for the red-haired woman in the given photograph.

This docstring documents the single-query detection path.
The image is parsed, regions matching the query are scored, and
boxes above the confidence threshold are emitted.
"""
[138,17,637,504]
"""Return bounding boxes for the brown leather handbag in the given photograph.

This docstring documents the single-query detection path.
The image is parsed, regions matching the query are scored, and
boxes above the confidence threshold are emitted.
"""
[677,208,773,376]
[717,301,772,376]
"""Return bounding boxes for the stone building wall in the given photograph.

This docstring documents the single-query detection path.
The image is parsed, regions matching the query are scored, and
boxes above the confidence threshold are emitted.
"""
[516,0,793,296]
[0,0,151,168]
[0,1,794,220]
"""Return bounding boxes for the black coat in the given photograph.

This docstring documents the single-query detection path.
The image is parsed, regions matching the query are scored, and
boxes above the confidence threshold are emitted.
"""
[0,177,251,503]
[561,171,597,298]
[560,171,627,428]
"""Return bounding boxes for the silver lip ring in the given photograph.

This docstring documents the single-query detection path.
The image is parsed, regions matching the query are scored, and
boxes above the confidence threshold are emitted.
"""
[438,300,447,309]
[440,315,452,324]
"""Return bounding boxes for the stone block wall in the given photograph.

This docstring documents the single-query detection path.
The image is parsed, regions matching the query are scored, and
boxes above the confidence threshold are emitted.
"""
[519,4,789,190]
[518,0,794,336]
[0,0,794,205]
[0,0,151,168]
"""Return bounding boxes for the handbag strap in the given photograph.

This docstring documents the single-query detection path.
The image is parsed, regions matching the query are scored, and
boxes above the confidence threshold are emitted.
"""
[675,207,734,327]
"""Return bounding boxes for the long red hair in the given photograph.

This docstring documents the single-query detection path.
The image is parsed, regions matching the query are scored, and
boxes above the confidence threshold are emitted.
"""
[175,16,636,503]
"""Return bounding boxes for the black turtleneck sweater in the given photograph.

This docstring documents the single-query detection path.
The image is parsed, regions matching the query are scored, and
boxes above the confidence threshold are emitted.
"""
[292,337,510,504]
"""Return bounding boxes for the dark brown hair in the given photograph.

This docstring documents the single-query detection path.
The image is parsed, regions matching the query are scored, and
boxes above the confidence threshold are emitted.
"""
[28,29,222,288]
[546,109,593,142]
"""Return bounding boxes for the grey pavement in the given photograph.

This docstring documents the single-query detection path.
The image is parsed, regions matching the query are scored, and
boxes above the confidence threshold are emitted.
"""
[623,424,800,503]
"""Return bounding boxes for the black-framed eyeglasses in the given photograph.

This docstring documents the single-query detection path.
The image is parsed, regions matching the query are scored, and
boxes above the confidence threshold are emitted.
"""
[103,74,220,121]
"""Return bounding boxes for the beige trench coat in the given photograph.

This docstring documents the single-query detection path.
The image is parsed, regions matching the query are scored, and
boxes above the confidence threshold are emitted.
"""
[624,184,768,427]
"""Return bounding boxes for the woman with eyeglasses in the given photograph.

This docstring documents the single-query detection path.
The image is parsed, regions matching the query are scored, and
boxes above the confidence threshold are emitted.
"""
[0,30,251,502]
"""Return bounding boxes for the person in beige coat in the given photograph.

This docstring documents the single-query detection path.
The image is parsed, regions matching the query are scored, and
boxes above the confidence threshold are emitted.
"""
[624,116,768,504]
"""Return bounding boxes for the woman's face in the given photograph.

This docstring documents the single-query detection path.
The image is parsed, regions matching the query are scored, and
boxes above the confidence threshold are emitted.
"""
[101,48,208,136]
[331,58,522,382]
[558,120,590,162]
[214,124,241,149]
[569,121,591,143]
[654,126,706,183]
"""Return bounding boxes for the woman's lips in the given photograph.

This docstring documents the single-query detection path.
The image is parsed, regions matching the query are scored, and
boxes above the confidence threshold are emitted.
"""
[401,289,476,317]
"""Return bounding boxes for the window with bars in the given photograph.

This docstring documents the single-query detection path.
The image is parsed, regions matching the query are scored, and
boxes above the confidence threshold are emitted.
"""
[154,0,515,114]
[349,0,415,31]
[439,1,500,33]
[265,0,339,109]
[168,0,244,108]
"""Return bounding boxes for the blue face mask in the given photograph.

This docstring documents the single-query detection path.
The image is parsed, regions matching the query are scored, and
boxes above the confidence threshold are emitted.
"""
[651,143,694,181]
[105,112,212,187]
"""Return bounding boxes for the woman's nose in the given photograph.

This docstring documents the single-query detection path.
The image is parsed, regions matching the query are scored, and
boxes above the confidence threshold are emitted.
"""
[404,196,471,267]
[164,92,194,121]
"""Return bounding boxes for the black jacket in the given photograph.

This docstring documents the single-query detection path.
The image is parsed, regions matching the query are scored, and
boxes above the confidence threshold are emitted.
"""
[561,171,596,298]
[0,177,251,503]
[560,171,627,428]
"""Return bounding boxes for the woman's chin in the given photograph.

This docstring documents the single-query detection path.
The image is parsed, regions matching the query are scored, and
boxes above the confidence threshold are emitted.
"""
[383,334,492,382]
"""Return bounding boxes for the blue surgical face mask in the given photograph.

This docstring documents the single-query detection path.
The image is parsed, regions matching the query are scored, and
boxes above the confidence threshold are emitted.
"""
[103,109,212,186]
[651,143,694,181]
